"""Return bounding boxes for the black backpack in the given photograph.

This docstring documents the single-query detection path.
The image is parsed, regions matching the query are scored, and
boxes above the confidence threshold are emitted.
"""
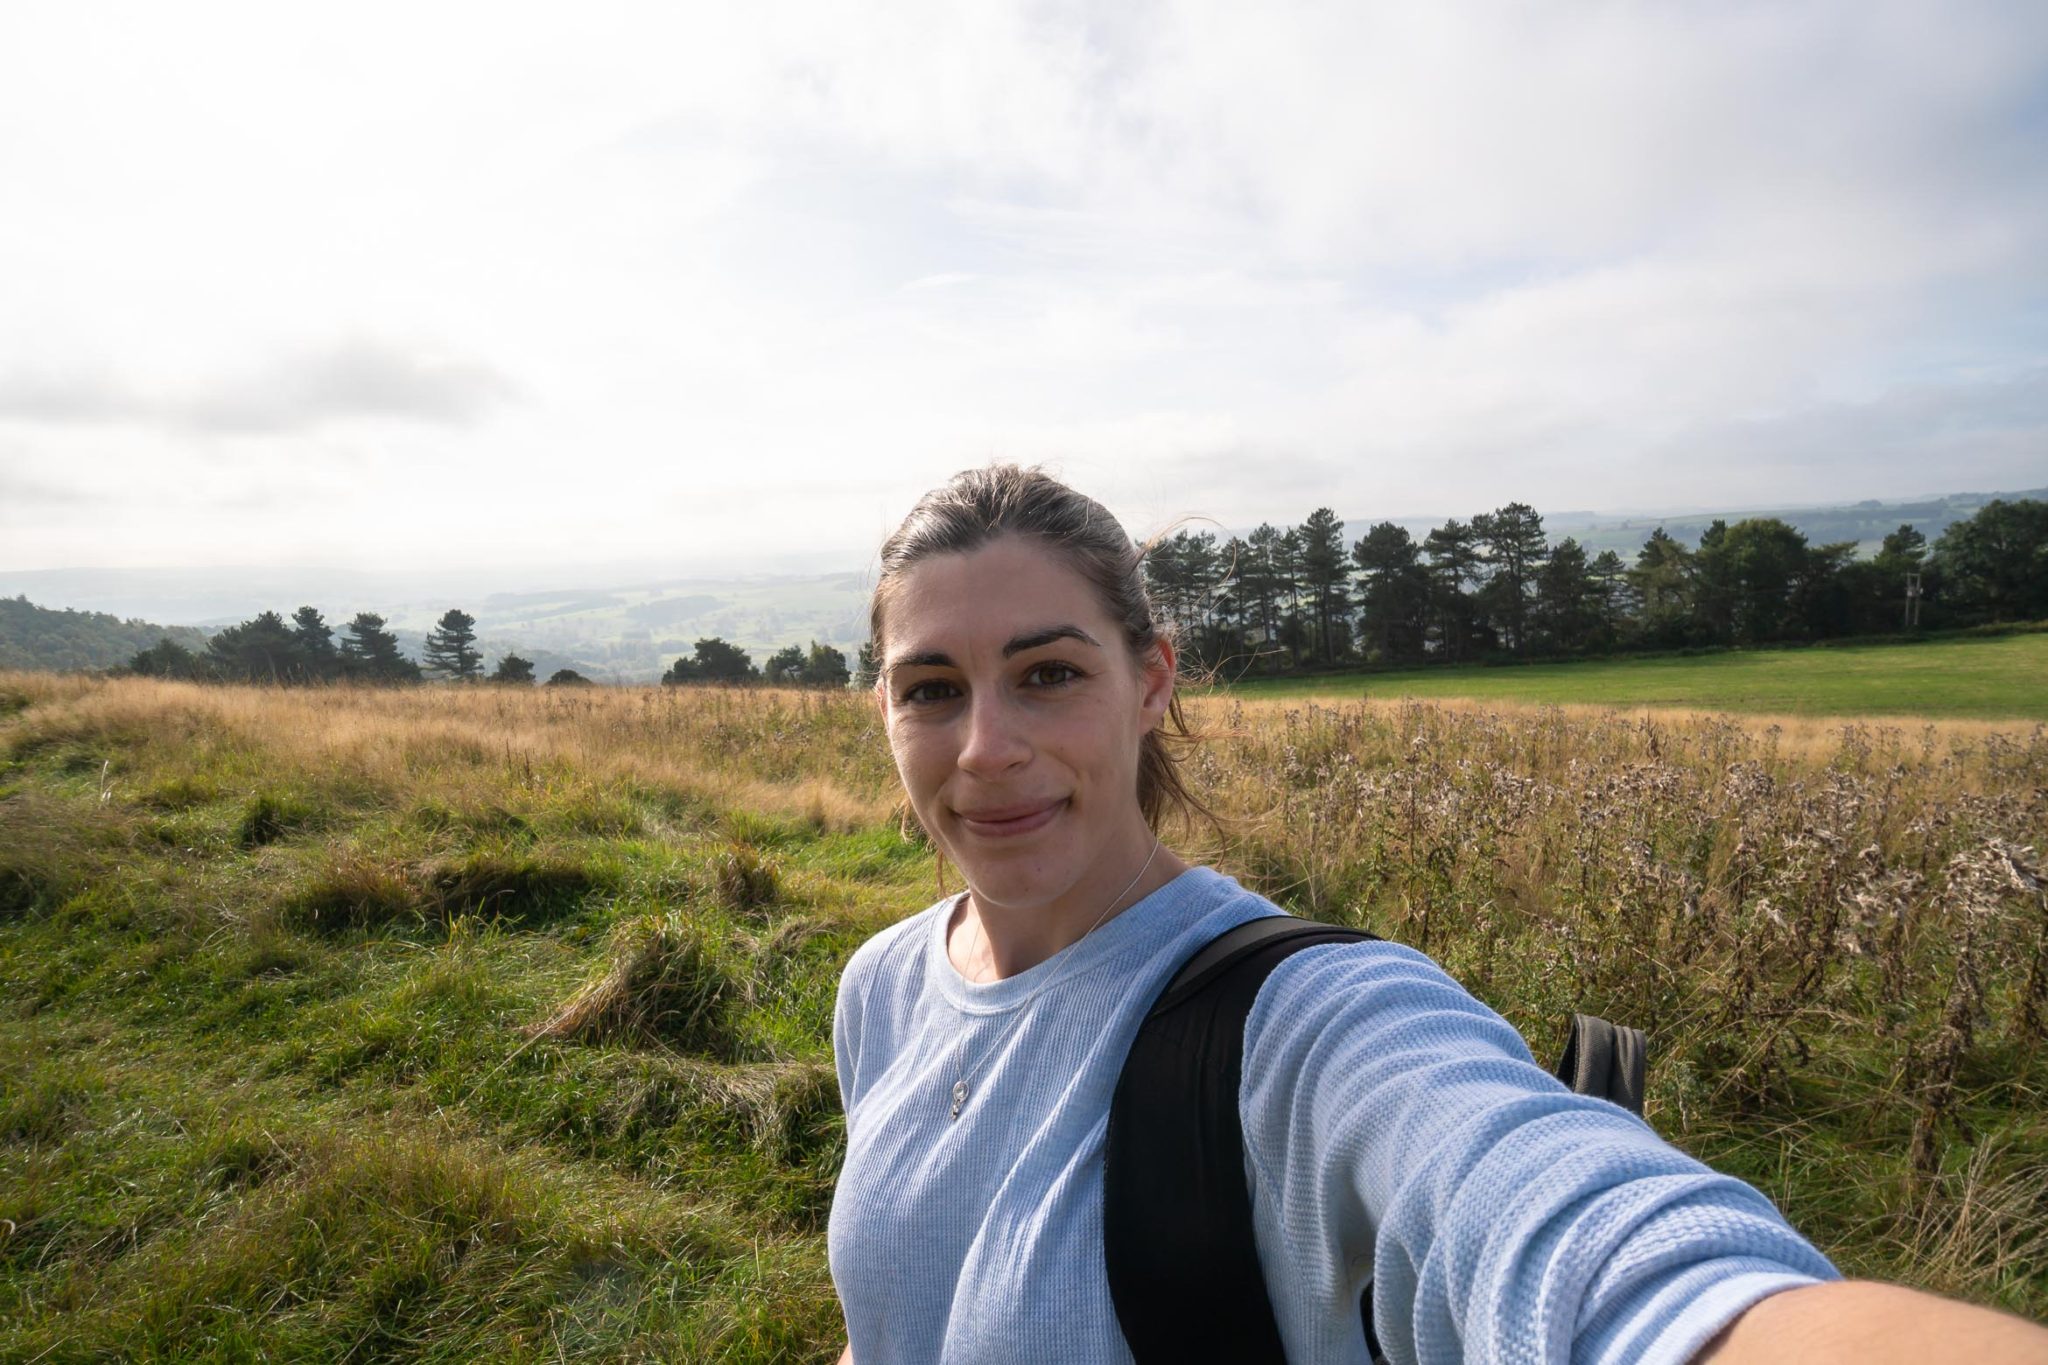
[1102,914,1647,1364]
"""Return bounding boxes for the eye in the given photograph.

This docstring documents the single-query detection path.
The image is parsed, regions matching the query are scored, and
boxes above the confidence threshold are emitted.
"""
[899,678,958,704]
[1026,661,1082,688]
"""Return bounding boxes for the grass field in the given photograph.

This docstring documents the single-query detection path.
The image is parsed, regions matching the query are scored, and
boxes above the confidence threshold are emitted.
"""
[3,672,2046,1359]
[1229,629,2048,720]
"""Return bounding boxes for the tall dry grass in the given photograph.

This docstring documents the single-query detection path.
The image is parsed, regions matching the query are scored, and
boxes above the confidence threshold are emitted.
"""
[3,672,898,832]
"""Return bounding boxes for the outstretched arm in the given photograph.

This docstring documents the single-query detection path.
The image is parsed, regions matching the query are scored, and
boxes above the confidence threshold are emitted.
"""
[1696,1280,2048,1363]
[1240,940,1839,1362]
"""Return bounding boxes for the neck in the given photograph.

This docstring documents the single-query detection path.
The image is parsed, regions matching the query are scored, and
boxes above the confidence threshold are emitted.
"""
[948,828,1191,982]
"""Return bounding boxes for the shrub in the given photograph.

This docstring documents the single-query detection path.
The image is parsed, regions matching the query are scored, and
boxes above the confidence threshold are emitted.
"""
[533,911,739,1056]
[282,852,421,932]
[237,791,318,847]
[421,849,611,922]
[712,843,780,914]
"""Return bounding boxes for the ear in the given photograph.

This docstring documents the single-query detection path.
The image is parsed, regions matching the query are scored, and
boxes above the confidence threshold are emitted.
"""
[1136,635,1176,731]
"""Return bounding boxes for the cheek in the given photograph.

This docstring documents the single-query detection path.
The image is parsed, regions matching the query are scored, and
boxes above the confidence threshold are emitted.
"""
[886,725,945,790]
[1049,708,1131,779]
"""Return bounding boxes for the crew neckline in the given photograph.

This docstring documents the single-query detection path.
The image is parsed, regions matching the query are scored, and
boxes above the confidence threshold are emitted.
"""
[927,864,1221,1013]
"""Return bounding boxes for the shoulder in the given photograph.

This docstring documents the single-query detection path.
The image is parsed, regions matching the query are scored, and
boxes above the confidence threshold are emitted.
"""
[1235,935,1554,1203]
[836,891,955,1011]
[832,893,956,1108]
[1244,935,1538,1073]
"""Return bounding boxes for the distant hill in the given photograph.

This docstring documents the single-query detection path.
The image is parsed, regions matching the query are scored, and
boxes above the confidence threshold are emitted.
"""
[0,567,874,684]
[1533,487,2048,558]
[0,598,632,683]
[1341,487,2048,559]
[0,596,210,673]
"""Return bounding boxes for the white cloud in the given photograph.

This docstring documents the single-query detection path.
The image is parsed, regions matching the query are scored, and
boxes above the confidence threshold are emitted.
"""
[0,0,2042,571]
[0,339,517,433]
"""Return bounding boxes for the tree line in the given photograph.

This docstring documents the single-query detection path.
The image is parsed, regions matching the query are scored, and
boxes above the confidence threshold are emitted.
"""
[101,496,2043,688]
[1141,497,2048,674]
[125,607,592,687]
[122,605,861,691]
[660,638,851,687]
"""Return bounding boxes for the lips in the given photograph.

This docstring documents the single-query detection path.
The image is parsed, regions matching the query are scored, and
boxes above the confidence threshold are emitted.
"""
[956,797,1067,836]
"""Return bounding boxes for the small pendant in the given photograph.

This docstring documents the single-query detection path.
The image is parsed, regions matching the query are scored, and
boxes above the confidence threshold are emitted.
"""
[950,1079,968,1121]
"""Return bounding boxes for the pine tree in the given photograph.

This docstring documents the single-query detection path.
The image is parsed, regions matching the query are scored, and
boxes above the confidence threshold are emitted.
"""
[1846,523,1933,636]
[1141,534,1190,640]
[1423,520,1485,662]
[1472,503,1548,655]
[804,640,851,687]
[664,637,756,684]
[1716,518,1808,644]
[1143,529,1231,669]
[1535,537,1599,654]
[1297,509,1349,664]
[490,653,536,684]
[1212,536,1256,662]
[1350,522,1429,662]
[1628,527,1695,647]
[1589,549,1631,645]
[854,639,881,689]
[290,606,337,679]
[340,613,420,683]
[1239,524,1289,660]
[127,638,202,679]
[205,611,301,683]
[1691,521,1738,645]
[1791,541,1859,641]
[1878,523,1927,567]
[422,608,482,681]
[1272,528,1307,666]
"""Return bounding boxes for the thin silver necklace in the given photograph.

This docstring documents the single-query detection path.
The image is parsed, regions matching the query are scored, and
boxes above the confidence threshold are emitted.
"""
[947,837,1164,1122]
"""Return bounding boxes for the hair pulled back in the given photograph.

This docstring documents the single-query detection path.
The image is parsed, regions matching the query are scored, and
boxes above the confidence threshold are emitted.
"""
[869,462,1216,839]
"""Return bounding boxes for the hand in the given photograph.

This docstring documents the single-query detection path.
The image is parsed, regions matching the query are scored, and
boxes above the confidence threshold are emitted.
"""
[1695,1280,2048,1363]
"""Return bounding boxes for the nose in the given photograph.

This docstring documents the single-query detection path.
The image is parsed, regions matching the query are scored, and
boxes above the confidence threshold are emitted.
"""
[957,686,1031,777]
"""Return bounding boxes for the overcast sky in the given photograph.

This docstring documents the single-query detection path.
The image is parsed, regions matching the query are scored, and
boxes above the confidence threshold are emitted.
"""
[2,1,2044,575]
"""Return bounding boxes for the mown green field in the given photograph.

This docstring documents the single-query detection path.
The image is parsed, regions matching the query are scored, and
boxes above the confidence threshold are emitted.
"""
[4,673,2046,1360]
[1229,630,2048,720]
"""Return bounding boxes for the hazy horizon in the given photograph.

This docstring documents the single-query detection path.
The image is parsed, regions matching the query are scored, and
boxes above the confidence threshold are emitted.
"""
[4,481,2044,582]
[9,481,2042,642]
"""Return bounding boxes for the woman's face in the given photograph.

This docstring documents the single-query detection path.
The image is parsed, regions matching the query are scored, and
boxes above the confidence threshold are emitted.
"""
[874,534,1175,918]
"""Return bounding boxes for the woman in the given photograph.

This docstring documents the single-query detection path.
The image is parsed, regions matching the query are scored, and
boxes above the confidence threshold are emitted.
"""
[825,463,2047,1364]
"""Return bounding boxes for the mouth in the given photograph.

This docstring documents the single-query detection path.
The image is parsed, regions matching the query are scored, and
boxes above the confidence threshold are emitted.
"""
[955,797,1068,837]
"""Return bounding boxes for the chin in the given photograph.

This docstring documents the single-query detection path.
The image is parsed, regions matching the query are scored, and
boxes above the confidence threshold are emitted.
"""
[950,855,1069,907]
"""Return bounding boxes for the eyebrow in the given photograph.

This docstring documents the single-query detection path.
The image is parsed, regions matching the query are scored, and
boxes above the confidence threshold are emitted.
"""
[883,624,1102,679]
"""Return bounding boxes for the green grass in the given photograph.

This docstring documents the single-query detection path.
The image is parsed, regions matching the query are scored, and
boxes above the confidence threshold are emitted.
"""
[1228,630,2048,719]
[0,682,924,1361]
[3,673,2045,1356]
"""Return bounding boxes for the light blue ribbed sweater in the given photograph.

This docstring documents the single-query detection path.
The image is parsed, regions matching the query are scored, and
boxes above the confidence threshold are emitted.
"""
[827,865,1836,1363]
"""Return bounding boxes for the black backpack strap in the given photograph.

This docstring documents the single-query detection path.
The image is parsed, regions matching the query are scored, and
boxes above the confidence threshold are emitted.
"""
[1553,1013,1648,1116]
[1104,914,1378,1364]
[1104,917,1652,1365]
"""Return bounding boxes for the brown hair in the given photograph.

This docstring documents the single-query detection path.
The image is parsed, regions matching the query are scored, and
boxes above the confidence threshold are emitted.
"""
[869,462,1222,862]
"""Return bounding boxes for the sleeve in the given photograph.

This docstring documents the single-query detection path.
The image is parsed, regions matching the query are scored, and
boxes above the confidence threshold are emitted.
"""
[1238,939,1839,1365]
[832,940,871,1133]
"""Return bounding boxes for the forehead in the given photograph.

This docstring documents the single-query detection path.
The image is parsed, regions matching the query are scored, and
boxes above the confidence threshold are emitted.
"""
[883,537,1110,650]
